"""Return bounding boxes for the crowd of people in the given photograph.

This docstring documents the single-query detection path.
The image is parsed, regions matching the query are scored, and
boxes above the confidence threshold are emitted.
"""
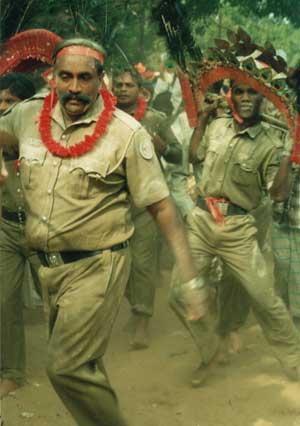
[0,33,300,426]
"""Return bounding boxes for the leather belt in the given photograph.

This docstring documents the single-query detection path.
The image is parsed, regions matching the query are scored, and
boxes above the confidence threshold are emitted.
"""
[197,197,248,216]
[37,241,129,268]
[2,207,26,224]
[3,152,19,161]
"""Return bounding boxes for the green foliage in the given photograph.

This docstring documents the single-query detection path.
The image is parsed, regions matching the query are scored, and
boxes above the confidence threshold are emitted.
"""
[2,0,300,70]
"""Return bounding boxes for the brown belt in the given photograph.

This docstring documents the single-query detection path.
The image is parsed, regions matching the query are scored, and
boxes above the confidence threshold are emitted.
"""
[197,197,248,220]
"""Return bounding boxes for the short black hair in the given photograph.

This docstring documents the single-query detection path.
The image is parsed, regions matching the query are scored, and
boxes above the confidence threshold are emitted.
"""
[112,66,142,87]
[0,73,35,100]
[53,38,105,75]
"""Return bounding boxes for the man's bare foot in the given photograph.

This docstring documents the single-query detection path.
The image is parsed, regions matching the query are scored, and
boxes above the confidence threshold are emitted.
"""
[130,316,150,350]
[0,379,22,399]
[228,331,243,354]
[191,347,225,387]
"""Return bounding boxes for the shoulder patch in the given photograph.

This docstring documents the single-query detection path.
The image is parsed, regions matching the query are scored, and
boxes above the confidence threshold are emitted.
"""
[113,108,142,131]
[139,139,154,160]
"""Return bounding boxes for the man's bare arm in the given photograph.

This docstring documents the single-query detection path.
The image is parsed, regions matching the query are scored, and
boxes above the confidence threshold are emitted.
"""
[147,196,197,282]
[189,101,218,163]
[0,129,18,147]
[269,156,292,201]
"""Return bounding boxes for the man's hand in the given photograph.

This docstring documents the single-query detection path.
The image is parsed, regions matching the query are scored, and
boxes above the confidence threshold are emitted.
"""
[0,160,8,187]
[151,133,167,156]
[180,276,209,321]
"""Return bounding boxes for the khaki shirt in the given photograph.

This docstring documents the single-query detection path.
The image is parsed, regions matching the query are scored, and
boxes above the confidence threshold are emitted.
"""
[196,117,280,211]
[0,93,169,251]
[131,107,181,218]
[2,147,25,213]
[140,107,182,164]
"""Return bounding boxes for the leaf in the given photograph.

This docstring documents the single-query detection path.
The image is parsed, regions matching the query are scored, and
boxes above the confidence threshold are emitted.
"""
[237,27,251,44]
[227,29,237,44]
[264,41,276,56]
[214,38,230,50]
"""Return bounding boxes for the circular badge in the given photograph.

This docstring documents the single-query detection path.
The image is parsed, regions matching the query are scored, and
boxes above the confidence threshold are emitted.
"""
[139,139,154,160]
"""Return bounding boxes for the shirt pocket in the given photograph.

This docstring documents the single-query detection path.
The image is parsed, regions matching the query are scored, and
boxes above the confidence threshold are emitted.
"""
[69,157,125,199]
[19,142,47,189]
[231,160,259,187]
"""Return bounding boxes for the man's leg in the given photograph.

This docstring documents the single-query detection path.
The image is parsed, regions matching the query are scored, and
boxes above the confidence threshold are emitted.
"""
[169,208,220,384]
[40,249,131,426]
[0,222,26,397]
[126,211,159,349]
[272,222,291,306]
[286,228,300,324]
[218,215,300,374]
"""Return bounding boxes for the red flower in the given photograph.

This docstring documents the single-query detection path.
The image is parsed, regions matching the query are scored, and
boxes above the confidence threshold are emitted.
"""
[38,89,116,158]
[134,97,147,121]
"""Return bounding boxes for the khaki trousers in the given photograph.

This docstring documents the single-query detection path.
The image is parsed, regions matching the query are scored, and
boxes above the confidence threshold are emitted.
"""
[39,248,131,426]
[217,198,273,336]
[0,219,41,384]
[170,207,300,368]
[126,211,159,317]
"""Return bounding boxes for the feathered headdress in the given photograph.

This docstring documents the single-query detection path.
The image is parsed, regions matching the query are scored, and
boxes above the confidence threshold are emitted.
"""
[153,1,300,163]
[0,29,62,75]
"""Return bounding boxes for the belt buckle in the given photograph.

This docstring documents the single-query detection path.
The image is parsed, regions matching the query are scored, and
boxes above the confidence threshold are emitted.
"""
[45,252,64,267]
[217,202,228,215]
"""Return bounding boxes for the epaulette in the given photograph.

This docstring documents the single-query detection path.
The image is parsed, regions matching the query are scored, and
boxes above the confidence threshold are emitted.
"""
[22,88,49,103]
[113,108,142,131]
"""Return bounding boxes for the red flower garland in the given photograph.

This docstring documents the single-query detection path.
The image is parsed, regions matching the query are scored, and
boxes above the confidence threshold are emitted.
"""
[134,97,147,121]
[38,89,116,158]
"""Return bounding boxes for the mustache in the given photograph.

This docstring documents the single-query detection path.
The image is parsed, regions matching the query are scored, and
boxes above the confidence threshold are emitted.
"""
[59,92,92,105]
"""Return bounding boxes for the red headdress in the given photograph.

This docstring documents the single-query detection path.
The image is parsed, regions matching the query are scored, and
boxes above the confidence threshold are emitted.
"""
[0,29,63,75]
[176,28,300,163]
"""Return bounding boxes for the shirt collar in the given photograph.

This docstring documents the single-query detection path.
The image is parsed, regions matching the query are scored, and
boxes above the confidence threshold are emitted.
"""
[228,118,263,139]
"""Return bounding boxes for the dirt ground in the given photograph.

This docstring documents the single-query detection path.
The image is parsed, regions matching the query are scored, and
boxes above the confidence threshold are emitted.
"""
[1,281,300,426]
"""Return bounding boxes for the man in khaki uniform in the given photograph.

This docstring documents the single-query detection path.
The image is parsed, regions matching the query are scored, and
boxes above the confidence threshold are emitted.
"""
[170,82,300,386]
[0,39,204,426]
[0,73,42,398]
[112,68,182,349]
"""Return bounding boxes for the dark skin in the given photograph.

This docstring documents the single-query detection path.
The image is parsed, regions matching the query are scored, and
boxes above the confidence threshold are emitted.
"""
[189,83,292,201]
[0,55,205,321]
[0,89,21,115]
[112,72,168,156]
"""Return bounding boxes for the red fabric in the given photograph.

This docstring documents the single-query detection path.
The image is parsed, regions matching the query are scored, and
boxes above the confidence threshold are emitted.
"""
[0,29,62,75]
[56,46,104,64]
[177,68,199,128]
[225,89,243,124]
[205,197,228,225]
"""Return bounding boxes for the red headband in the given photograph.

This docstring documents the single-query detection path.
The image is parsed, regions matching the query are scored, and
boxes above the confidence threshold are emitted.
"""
[56,46,104,64]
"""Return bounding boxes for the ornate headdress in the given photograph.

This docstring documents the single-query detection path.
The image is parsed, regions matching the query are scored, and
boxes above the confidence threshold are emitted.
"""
[0,29,62,75]
[153,1,300,163]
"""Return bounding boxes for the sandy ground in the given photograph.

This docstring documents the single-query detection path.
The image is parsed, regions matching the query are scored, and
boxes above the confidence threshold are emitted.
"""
[1,281,300,426]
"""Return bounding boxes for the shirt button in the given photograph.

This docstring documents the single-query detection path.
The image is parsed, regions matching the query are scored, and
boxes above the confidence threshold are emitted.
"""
[47,189,52,195]
[53,161,58,166]
[42,216,47,222]
[17,188,21,193]
[61,135,66,140]
[16,172,20,177]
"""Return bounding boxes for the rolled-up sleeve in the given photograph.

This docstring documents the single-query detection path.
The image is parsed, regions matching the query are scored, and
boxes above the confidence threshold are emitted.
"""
[125,127,169,208]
